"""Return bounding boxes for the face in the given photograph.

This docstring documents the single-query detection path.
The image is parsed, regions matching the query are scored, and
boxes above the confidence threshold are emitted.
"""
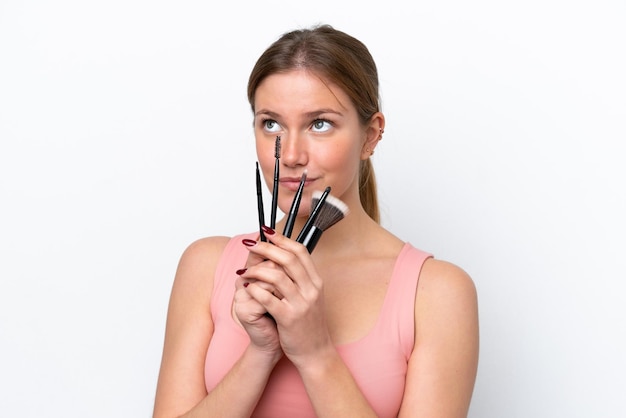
[253,69,370,217]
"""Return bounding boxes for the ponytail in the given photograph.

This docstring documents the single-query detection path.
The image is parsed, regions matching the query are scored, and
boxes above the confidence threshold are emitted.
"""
[359,158,380,224]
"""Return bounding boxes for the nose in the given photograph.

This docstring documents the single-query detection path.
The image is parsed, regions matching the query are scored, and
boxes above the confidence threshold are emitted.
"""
[280,132,308,168]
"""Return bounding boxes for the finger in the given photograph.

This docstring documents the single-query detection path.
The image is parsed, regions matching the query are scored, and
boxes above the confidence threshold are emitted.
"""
[240,264,294,301]
[244,280,286,317]
[234,275,250,291]
[241,237,267,268]
[247,230,321,291]
[234,277,274,322]
[241,236,289,274]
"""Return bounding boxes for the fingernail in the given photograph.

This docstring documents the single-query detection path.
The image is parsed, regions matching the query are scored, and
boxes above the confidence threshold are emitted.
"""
[243,282,249,288]
[242,238,257,247]
[261,225,275,235]
[236,268,247,275]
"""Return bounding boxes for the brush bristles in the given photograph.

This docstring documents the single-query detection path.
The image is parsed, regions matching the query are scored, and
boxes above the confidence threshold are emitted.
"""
[275,136,281,158]
[310,191,349,231]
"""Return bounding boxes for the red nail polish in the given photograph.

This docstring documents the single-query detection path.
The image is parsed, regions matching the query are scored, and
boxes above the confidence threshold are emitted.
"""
[242,239,257,247]
[236,268,247,275]
[243,282,249,288]
[261,225,275,235]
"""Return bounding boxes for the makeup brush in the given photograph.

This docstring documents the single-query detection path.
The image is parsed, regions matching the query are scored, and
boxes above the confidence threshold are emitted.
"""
[256,161,266,242]
[296,186,330,243]
[282,170,307,238]
[270,136,281,229]
[297,189,349,253]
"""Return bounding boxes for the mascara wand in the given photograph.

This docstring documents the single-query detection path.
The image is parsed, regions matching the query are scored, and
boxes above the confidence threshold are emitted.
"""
[270,136,281,229]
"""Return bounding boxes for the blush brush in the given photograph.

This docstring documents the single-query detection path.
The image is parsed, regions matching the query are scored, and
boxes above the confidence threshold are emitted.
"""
[296,189,349,253]
[296,186,330,244]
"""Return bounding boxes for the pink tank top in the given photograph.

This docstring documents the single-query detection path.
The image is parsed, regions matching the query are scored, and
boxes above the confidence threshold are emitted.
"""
[205,233,432,417]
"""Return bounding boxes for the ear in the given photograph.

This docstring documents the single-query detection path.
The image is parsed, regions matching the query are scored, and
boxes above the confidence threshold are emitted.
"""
[360,112,385,160]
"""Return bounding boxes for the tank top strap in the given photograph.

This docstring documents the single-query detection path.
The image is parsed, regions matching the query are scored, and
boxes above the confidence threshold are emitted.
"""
[377,243,433,359]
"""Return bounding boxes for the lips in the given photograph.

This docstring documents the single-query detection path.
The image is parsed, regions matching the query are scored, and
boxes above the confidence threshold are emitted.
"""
[279,176,316,192]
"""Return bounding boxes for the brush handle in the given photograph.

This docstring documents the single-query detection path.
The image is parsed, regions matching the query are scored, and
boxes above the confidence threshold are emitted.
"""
[296,186,331,244]
[270,158,279,229]
[256,162,267,242]
[282,171,307,238]
[300,226,323,253]
[270,136,281,229]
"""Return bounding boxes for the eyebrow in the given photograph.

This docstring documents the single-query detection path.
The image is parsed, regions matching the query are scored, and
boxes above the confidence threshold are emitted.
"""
[254,109,344,119]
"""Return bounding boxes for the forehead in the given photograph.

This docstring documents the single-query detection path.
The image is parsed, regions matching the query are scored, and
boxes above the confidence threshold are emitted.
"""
[254,69,353,113]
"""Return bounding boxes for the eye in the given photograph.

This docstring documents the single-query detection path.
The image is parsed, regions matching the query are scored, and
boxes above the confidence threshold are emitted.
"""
[263,119,282,133]
[311,119,332,133]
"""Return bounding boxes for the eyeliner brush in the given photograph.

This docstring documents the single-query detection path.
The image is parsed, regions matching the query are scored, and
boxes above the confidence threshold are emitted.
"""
[270,136,281,229]
[296,186,331,243]
[256,162,267,242]
[282,170,307,238]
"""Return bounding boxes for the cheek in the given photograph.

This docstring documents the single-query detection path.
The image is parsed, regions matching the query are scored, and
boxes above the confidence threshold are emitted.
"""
[320,141,361,171]
[254,133,267,158]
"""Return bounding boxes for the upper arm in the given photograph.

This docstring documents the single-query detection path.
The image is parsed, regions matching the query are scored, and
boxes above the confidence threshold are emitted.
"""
[153,236,230,418]
[399,259,479,418]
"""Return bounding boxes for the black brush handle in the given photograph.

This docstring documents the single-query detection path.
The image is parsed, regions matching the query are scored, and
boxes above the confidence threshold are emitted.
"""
[300,226,323,253]
[270,150,280,228]
[282,172,307,238]
[296,186,330,243]
[256,162,266,242]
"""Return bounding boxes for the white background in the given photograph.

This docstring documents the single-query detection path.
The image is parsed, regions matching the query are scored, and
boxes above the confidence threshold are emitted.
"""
[1,1,624,417]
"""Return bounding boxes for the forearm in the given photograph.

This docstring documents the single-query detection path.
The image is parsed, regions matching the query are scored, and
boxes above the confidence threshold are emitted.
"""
[297,346,378,418]
[178,345,281,418]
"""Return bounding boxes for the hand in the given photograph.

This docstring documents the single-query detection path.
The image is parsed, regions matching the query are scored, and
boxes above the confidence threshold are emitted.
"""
[238,227,334,368]
[233,271,282,362]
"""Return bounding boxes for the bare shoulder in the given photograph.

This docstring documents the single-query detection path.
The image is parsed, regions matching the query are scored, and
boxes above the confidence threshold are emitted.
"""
[179,236,232,268]
[401,258,479,417]
[154,236,232,416]
[417,258,477,306]
[171,236,232,298]
[414,257,479,340]
[164,236,232,345]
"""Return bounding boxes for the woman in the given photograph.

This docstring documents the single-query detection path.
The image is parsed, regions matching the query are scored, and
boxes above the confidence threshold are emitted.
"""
[154,24,478,417]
